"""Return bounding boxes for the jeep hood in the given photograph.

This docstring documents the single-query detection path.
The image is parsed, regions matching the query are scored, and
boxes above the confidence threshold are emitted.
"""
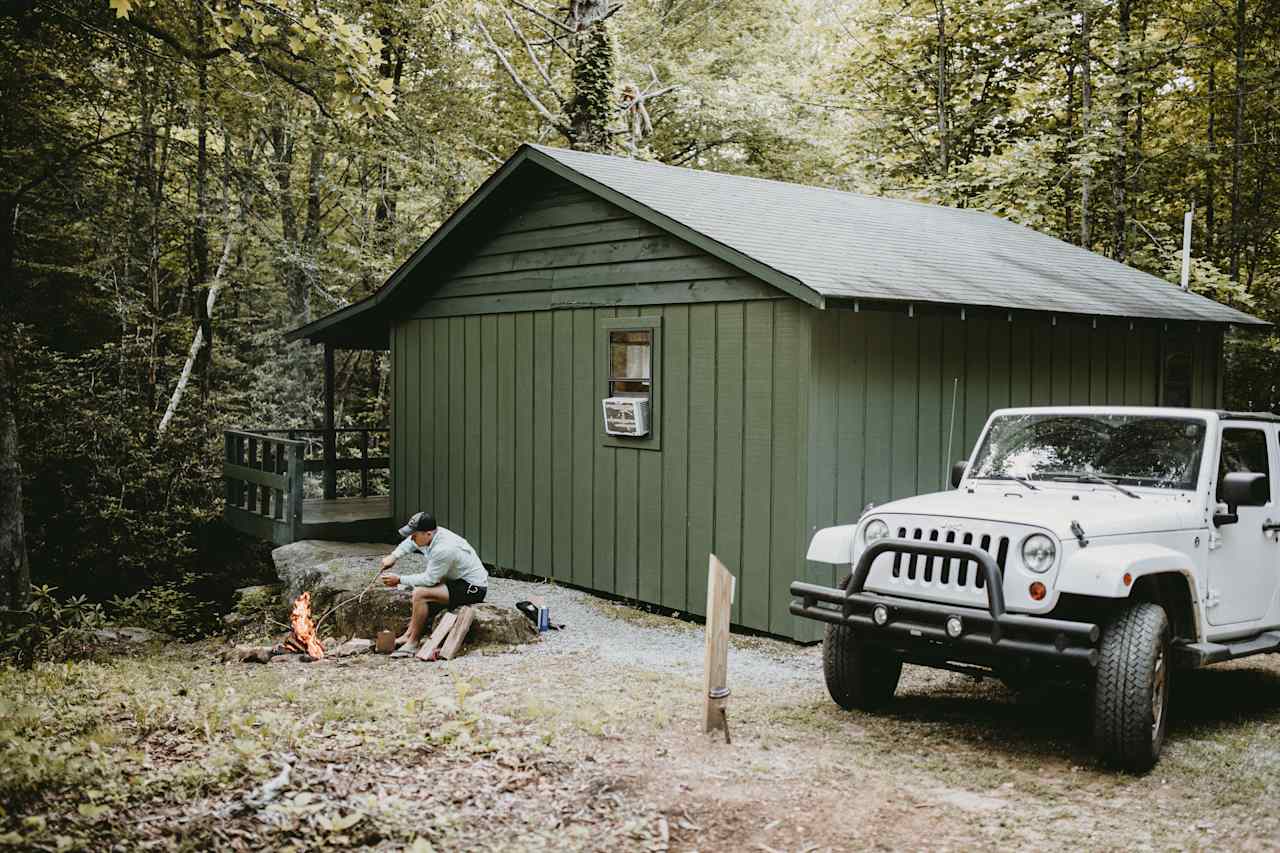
[867,486,1202,539]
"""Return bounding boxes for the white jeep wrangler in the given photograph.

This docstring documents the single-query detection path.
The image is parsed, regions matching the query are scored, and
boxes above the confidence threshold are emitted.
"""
[791,406,1280,771]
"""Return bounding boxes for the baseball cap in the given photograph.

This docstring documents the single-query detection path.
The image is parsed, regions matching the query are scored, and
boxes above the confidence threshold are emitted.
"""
[398,511,437,538]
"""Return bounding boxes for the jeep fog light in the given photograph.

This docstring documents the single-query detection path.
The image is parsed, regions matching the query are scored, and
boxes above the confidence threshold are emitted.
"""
[873,605,889,625]
[945,615,963,638]
[1021,533,1056,573]
[864,519,890,546]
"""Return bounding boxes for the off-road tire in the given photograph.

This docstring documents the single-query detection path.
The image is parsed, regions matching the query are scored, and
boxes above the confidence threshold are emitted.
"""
[1092,602,1172,773]
[823,576,902,711]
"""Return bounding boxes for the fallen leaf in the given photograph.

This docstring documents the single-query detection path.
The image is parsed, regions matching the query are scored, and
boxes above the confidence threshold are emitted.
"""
[77,804,109,820]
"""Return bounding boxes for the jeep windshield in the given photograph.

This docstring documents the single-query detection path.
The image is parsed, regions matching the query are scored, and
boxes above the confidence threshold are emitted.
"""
[969,413,1206,491]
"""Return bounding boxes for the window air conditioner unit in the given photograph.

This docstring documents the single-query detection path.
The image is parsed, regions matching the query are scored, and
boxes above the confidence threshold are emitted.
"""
[602,396,650,437]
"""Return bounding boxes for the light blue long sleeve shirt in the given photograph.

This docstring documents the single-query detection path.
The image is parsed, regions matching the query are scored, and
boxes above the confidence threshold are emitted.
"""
[391,527,488,588]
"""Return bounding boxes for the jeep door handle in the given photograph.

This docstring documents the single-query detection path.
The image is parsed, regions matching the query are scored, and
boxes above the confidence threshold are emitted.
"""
[1264,519,1280,533]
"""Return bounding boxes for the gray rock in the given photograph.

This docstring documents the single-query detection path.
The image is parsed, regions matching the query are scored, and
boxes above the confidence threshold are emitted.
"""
[93,626,172,644]
[332,638,374,657]
[223,583,286,642]
[272,540,410,639]
[234,585,282,609]
[430,603,539,650]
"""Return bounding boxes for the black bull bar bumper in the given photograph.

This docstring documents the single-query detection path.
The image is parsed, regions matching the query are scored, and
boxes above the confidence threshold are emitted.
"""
[790,539,1101,666]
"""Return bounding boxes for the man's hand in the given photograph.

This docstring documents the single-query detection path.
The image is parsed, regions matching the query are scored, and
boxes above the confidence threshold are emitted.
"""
[381,554,396,569]
[380,572,401,588]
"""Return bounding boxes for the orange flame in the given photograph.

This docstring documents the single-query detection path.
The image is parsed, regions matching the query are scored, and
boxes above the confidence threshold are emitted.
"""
[290,592,325,659]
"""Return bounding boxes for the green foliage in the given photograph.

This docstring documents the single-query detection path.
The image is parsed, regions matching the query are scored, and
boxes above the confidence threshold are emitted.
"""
[108,574,219,638]
[1224,334,1280,413]
[0,586,106,670]
[13,330,268,604]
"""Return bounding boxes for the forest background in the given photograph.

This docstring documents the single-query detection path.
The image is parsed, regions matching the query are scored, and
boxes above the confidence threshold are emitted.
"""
[0,0,1277,649]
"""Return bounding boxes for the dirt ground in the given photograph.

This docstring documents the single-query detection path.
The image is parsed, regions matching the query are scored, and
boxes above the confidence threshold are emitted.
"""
[3,577,1280,851]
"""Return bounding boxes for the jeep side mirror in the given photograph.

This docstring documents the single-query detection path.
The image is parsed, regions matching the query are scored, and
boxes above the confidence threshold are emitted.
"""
[1221,471,1269,509]
[950,460,968,489]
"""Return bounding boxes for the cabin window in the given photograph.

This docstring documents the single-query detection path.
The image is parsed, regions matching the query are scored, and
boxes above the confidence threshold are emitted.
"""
[598,316,662,450]
[609,330,652,398]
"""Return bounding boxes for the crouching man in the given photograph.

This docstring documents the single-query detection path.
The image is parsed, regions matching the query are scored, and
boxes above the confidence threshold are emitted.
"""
[380,512,488,657]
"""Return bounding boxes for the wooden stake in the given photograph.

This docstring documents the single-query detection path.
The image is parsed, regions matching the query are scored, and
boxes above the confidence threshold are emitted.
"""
[416,611,457,661]
[703,554,736,736]
[439,606,476,660]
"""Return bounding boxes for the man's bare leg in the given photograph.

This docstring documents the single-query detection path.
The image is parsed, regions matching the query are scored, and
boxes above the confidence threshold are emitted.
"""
[402,585,450,644]
[396,592,429,646]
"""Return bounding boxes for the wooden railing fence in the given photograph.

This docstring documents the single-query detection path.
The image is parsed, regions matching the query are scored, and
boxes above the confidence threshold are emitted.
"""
[250,427,390,498]
[223,430,305,545]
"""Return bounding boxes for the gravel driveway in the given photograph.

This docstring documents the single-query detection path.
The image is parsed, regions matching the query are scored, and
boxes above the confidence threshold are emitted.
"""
[468,576,821,688]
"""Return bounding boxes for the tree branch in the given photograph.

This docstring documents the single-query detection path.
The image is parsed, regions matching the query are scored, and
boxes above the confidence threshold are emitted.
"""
[505,10,564,107]
[475,15,571,139]
[509,0,576,34]
[13,129,138,201]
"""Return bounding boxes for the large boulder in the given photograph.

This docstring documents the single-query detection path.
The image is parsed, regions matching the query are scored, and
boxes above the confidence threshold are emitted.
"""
[430,603,539,650]
[272,540,411,639]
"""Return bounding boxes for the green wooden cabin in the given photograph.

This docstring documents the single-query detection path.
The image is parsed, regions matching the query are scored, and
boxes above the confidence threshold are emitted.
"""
[288,144,1261,640]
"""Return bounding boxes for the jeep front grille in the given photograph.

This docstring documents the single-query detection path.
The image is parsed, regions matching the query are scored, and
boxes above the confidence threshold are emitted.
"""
[891,526,1011,589]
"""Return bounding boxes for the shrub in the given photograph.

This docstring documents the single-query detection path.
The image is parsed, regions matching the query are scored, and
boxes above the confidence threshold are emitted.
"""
[1,586,107,669]
[108,575,219,638]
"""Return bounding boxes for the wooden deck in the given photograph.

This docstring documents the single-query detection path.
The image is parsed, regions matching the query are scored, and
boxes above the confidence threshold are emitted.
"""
[299,496,395,543]
[222,429,394,545]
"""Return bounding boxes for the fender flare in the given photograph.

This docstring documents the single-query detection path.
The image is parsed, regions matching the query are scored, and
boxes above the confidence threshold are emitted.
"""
[806,524,860,565]
[1056,544,1200,635]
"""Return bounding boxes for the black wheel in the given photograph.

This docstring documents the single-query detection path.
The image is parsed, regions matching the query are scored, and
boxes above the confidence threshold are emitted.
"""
[1092,602,1172,772]
[823,576,902,711]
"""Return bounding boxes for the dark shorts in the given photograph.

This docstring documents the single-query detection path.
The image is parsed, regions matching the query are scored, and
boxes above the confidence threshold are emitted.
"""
[445,579,487,606]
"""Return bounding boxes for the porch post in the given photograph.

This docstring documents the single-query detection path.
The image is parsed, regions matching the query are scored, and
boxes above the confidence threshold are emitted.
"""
[323,341,337,500]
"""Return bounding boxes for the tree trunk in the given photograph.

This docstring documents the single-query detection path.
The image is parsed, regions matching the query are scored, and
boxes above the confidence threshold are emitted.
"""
[1111,0,1131,262]
[1065,59,1075,240]
[1206,54,1216,259]
[0,337,28,614]
[935,0,949,175]
[568,22,616,153]
[1079,0,1092,248]
[374,27,403,226]
[157,190,241,437]
[1230,0,1246,281]
[192,0,212,387]
[0,193,29,614]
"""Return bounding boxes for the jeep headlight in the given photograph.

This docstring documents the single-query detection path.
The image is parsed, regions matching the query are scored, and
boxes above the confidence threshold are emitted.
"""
[1021,533,1056,573]
[863,518,890,546]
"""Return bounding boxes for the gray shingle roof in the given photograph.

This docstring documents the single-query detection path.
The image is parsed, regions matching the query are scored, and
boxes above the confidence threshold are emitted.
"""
[531,144,1262,325]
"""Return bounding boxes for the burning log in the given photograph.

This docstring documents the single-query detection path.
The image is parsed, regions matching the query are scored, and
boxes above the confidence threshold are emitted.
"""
[271,591,326,660]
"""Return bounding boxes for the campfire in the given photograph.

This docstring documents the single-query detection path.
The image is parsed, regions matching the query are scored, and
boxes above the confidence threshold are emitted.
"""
[274,591,326,660]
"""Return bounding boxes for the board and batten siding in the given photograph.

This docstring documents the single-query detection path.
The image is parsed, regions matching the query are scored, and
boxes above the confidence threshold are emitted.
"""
[797,305,1222,639]
[391,300,810,637]
[390,174,811,635]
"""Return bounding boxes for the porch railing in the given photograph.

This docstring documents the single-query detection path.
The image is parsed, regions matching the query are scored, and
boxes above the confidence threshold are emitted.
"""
[223,430,305,545]
[249,427,390,499]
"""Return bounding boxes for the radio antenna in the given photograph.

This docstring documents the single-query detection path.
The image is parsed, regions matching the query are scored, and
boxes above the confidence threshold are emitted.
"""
[943,377,960,489]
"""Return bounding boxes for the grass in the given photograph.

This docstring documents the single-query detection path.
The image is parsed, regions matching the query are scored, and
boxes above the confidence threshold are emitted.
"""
[0,649,665,852]
[2,616,1279,850]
